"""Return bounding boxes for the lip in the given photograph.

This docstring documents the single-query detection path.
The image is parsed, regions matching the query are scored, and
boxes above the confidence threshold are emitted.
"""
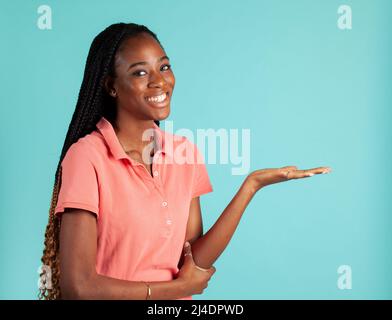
[144,91,170,108]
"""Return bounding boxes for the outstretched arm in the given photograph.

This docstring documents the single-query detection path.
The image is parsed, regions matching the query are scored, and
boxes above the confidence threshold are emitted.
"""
[187,165,331,269]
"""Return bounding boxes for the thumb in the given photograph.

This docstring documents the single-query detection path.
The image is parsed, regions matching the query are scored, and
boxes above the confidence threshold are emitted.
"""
[183,241,194,263]
[205,266,216,277]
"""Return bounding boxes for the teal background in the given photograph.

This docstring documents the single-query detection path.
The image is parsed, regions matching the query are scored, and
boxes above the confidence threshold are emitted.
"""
[0,0,391,299]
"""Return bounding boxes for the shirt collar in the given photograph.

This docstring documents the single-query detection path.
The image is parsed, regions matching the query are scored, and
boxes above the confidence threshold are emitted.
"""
[95,116,172,162]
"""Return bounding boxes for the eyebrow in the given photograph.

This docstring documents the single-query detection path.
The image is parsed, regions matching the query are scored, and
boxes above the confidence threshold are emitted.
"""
[127,55,170,70]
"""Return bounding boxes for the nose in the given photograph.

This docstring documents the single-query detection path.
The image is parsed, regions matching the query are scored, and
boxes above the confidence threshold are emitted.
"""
[148,70,165,88]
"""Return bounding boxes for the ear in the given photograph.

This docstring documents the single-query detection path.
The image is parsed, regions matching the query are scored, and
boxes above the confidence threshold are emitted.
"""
[104,76,117,97]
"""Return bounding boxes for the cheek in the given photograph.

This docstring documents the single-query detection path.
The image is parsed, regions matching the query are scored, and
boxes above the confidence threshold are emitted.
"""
[166,73,175,88]
[119,78,146,97]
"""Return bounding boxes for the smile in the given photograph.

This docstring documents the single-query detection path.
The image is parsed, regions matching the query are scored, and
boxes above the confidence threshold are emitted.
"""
[145,92,168,103]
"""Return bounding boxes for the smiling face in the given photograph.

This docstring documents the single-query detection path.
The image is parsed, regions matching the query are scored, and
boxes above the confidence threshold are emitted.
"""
[105,32,175,122]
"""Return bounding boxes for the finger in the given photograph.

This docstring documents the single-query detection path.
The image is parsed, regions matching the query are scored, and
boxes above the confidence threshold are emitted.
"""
[183,242,193,259]
[290,167,331,179]
[210,266,216,275]
[306,167,332,174]
[207,266,216,277]
[302,167,332,176]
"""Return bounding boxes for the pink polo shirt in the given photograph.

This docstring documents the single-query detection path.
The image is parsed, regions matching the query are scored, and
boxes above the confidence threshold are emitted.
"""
[54,116,213,300]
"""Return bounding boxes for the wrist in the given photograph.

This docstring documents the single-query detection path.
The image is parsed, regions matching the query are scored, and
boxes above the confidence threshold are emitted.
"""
[174,278,189,298]
[242,177,260,196]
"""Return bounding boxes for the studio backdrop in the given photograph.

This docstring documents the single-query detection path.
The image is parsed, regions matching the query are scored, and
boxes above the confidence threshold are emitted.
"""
[0,0,391,299]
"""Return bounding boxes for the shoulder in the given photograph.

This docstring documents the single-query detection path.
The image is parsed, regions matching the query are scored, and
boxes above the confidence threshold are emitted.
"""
[62,130,104,165]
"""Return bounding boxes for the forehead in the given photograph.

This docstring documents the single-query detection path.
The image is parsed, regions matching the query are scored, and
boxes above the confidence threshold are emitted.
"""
[115,33,165,66]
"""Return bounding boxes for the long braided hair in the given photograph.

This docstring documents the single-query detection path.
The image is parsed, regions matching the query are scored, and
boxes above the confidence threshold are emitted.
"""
[39,22,162,300]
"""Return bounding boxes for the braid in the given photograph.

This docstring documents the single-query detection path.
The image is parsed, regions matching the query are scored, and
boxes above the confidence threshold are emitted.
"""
[39,22,162,300]
[38,168,62,300]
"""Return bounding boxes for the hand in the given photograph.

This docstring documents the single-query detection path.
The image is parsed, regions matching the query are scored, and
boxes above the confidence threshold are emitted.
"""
[176,242,216,296]
[245,165,332,193]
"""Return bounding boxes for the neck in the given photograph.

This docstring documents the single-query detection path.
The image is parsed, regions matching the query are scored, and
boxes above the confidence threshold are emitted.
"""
[113,110,156,154]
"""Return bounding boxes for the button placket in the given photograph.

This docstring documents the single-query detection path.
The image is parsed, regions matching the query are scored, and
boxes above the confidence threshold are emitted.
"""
[151,151,172,238]
[151,152,163,186]
[161,199,173,238]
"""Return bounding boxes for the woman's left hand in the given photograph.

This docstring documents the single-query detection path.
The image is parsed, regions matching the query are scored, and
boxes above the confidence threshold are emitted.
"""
[245,165,332,194]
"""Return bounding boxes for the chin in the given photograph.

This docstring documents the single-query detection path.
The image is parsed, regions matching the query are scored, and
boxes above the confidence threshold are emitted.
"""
[154,107,171,121]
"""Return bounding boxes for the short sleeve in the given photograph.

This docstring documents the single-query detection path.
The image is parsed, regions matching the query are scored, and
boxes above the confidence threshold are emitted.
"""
[54,141,100,218]
[191,143,213,198]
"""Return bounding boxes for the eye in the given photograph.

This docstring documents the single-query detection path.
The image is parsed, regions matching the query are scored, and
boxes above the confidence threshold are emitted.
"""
[132,70,147,77]
[161,64,171,71]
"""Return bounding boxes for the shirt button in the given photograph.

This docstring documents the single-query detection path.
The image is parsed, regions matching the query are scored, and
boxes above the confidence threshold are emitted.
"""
[162,201,168,207]
[166,219,172,225]
[153,170,159,177]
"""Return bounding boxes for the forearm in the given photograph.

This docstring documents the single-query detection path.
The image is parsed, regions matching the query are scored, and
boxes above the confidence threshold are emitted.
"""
[191,180,256,269]
[62,273,186,300]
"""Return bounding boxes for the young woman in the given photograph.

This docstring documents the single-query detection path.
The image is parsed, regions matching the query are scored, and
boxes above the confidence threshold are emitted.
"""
[39,22,331,300]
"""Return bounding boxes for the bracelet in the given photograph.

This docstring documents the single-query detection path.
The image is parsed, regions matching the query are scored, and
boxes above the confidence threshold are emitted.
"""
[195,265,210,272]
[143,281,151,300]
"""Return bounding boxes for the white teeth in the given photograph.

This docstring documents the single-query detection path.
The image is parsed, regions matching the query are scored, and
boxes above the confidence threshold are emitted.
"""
[146,93,166,103]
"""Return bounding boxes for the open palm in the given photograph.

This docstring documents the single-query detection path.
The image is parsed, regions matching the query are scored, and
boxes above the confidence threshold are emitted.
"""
[246,165,331,193]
